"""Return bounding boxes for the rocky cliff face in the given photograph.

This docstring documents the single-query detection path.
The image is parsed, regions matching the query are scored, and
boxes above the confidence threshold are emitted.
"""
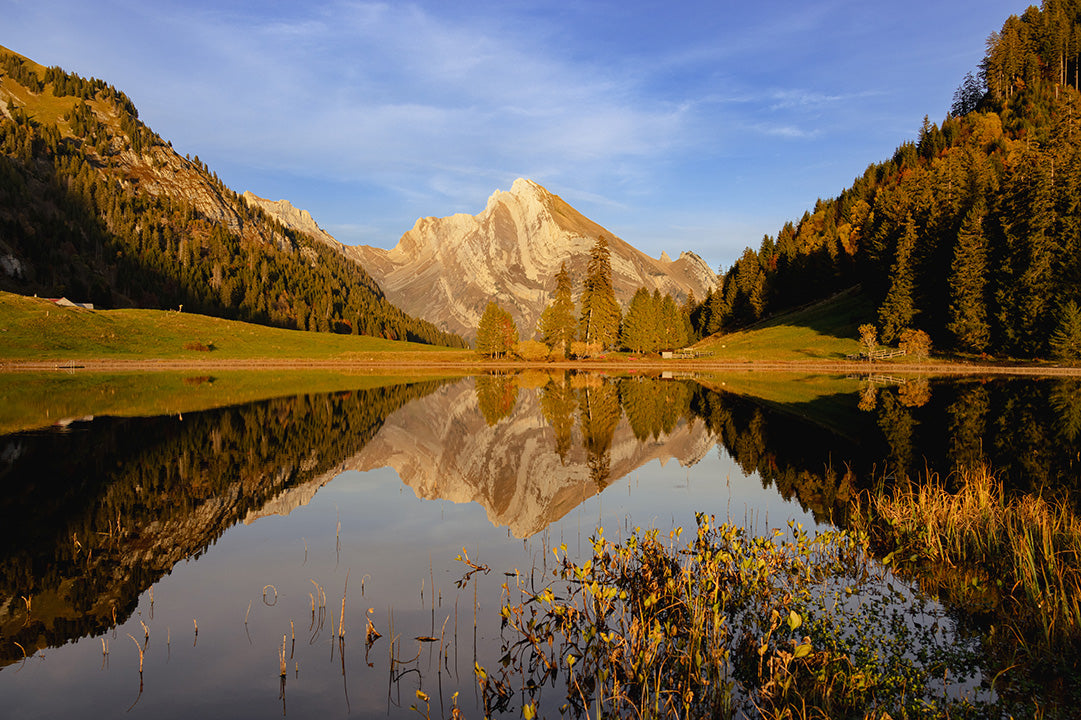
[352,179,718,340]
[240,192,347,254]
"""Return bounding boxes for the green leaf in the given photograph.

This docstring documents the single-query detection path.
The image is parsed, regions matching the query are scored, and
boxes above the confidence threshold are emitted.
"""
[787,609,802,631]
[793,642,812,659]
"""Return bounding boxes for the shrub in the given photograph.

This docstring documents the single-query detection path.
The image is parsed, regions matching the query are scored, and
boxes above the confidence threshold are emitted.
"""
[515,340,550,362]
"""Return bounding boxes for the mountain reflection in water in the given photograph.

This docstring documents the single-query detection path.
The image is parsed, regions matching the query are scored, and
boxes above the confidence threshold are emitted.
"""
[1,372,1079,717]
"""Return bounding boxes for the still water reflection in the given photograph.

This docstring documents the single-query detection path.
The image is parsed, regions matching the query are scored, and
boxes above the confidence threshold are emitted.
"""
[0,371,1078,717]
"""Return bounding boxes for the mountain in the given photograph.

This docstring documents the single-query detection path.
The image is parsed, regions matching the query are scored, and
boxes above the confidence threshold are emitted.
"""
[353,178,718,340]
[692,2,1081,360]
[0,46,465,347]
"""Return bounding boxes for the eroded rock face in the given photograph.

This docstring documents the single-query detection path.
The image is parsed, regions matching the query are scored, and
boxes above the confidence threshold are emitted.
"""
[241,192,343,252]
[352,179,718,340]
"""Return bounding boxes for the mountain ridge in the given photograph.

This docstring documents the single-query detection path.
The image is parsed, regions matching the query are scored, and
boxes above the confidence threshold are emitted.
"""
[352,177,717,340]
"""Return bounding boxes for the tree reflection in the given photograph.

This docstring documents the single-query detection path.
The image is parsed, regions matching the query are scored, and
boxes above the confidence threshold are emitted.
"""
[574,375,621,489]
[621,376,691,442]
[0,379,448,666]
[475,373,519,426]
[538,373,577,463]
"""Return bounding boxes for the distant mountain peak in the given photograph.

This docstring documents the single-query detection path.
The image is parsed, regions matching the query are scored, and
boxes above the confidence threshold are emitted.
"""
[354,178,717,340]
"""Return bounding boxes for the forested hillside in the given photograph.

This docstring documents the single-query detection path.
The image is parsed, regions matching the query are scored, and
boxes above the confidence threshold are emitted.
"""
[694,0,1081,359]
[0,47,466,347]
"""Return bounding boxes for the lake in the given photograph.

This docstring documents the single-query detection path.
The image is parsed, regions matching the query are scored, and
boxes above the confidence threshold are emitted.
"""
[0,370,1078,718]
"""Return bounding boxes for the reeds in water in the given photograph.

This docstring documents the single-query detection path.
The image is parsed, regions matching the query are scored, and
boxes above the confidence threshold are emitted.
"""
[854,464,1081,643]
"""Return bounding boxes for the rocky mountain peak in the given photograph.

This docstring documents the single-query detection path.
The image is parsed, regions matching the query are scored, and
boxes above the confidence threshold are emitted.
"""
[353,179,718,341]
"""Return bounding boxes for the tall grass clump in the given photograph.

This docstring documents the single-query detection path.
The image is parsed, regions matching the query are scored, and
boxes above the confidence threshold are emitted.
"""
[854,464,1081,644]
[482,514,990,719]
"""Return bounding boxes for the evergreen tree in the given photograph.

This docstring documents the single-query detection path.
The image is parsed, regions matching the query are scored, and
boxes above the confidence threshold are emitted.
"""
[878,215,919,343]
[947,204,991,352]
[620,287,660,353]
[659,292,688,350]
[1050,300,1081,360]
[538,262,576,354]
[578,236,622,348]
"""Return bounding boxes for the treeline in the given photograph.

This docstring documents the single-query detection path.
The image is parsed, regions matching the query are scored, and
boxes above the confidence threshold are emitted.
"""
[480,237,692,358]
[0,49,466,347]
[690,0,1081,358]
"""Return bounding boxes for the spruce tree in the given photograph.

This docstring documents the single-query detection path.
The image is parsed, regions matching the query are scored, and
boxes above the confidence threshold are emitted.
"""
[621,287,658,353]
[947,204,991,352]
[659,292,686,350]
[578,236,622,348]
[878,215,919,343]
[538,262,576,355]
[1050,300,1081,360]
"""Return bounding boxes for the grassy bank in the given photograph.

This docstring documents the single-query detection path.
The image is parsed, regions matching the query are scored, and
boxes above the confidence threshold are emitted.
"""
[694,288,874,362]
[0,291,473,363]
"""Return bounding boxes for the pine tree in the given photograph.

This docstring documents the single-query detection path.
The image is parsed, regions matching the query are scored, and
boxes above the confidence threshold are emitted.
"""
[578,236,622,348]
[878,215,919,343]
[538,262,576,355]
[658,292,687,351]
[620,287,659,353]
[1050,300,1081,360]
[947,204,991,352]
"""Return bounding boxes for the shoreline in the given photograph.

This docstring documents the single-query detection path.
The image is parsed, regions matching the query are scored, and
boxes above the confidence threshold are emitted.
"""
[2,356,1079,376]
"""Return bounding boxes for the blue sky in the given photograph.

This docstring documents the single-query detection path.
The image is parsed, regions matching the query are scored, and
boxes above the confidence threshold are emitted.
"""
[7,0,1023,271]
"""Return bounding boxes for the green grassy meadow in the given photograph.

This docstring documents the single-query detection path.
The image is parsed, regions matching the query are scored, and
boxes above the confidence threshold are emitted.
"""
[694,288,873,362]
[0,291,473,363]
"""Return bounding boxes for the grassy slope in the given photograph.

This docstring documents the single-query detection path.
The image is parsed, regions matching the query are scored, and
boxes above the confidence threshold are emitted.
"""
[0,291,472,362]
[694,288,874,362]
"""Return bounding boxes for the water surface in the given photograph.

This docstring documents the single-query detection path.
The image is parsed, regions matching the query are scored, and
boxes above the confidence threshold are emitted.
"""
[0,371,1077,717]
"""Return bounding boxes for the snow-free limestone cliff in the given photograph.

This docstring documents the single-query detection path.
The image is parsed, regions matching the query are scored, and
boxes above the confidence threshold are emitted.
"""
[352,179,718,341]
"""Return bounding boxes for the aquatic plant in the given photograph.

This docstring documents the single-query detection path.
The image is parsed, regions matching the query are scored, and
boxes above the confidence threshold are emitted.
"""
[484,514,991,719]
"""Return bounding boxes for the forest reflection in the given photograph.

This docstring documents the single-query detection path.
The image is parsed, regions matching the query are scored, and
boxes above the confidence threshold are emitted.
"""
[2,371,1080,667]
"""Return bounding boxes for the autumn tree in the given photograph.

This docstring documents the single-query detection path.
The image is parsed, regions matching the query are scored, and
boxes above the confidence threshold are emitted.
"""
[878,215,918,343]
[476,301,518,358]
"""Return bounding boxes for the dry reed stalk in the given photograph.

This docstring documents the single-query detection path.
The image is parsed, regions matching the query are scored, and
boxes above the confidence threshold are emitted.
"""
[127,634,143,674]
[279,634,287,677]
[339,570,350,640]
